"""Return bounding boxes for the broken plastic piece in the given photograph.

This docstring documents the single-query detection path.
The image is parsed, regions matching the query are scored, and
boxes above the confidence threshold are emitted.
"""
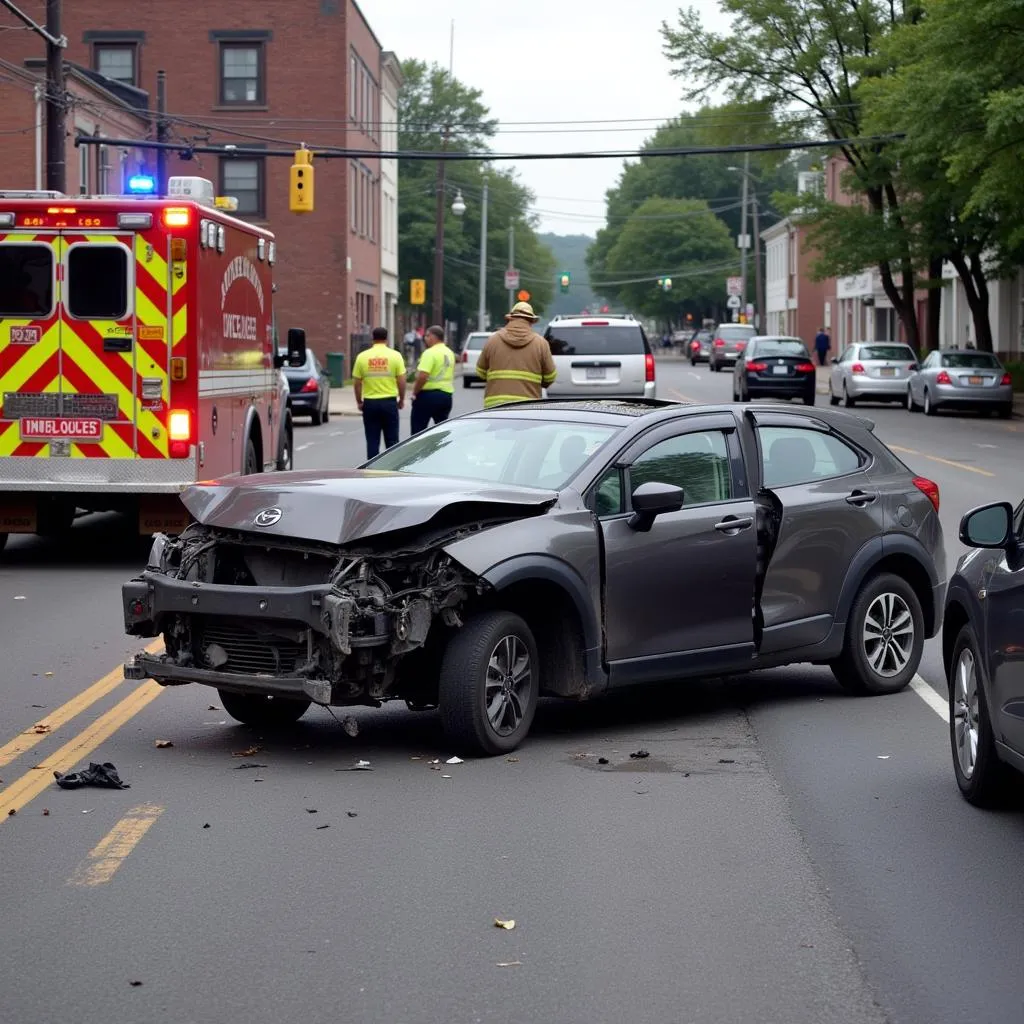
[342,717,359,738]
[496,961,522,968]
[233,762,268,770]
[232,746,262,757]
[445,756,463,764]
[494,918,516,930]
[629,749,650,759]
[155,740,173,748]
[597,757,609,765]
[53,761,129,790]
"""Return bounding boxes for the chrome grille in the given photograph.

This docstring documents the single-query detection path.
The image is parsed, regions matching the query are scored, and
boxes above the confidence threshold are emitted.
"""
[2,392,119,419]
[197,619,306,676]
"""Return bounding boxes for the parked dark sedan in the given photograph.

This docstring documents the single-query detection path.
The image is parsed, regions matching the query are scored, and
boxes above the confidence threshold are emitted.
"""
[122,398,945,756]
[280,349,331,425]
[733,336,817,405]
[942,498,1024,806]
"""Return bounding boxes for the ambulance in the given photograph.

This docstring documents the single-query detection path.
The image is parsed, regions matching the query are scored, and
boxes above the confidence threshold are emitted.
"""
[0,174,307,555]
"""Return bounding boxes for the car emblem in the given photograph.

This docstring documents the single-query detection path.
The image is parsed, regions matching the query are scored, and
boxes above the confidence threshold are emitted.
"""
[254,507,282,528]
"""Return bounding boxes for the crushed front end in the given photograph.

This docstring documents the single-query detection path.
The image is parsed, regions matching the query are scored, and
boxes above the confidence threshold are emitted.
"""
[122,523,484,707]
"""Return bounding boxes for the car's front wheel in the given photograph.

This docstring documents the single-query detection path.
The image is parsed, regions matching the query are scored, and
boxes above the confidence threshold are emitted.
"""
[439,610,539,756]
[831,572,924,695]
[218,690,311,727]
[949,624,1013,807]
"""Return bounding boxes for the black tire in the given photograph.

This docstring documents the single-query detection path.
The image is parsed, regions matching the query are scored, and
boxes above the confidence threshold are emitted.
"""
[803,391,816,406]
[842,382,856,408]
[276,417,293,471]
[906,386,919,412]
[923,388,937,416]
[310,407,323,426]
[997,404,1013,419]
[463,376,473,388]
[36,499,75,537]
[690,356,697,366]
[0,532,7,556]
[829,380,840,406]
[219,689,311,728]
[323,396,331,423]
[439,610,539,756]
[830,572,924,695]
[948,623,1014,807]
[243,438,260,476]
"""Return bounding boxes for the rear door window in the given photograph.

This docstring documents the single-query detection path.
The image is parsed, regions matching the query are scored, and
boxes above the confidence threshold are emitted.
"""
[752,340,809,358]
[66,245,130,320]
[547,325,646,357]
[861,344,915,361]
[0,243,53,317]
[941,352,1000,369]
[758,426,864,487]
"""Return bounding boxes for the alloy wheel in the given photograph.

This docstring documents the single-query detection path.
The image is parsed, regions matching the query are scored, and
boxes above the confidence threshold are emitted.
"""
[485,634,532,737]
[953,647,979,780]
[862,592,915,678]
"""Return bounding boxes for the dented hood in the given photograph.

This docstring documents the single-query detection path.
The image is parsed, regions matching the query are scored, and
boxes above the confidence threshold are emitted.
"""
[179,470,557,546]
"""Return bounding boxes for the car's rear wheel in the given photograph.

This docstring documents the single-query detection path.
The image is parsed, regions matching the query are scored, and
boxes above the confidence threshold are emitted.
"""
[439,610,539,756]
[948,624,1013,806]
[276,417,293,471]
[463,376,473,388]
[0,532,7,556]
[998,404,1013,419]
[923,388,937,416]
[218,690,311,728]
[829,379,840,406]
[803,390,816,406]
[842,382,856,408]
[906,386,919,412]
[831,572,923,695]
[310,406,323,426]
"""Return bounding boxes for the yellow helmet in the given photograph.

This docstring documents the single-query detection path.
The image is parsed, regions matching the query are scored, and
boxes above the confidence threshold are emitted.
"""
[505,300,538,322]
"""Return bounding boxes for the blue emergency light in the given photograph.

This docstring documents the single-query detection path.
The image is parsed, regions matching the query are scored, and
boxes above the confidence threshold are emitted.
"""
[127,174,156,194]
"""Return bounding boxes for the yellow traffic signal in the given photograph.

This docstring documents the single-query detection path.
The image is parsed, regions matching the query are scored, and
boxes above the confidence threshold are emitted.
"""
[410,278,426,305]
[289,148,314,213]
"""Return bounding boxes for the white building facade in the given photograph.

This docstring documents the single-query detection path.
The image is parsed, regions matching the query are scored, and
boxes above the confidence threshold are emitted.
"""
[380,52,403,340]
[762,219,792,337]
[937,262,1024,357]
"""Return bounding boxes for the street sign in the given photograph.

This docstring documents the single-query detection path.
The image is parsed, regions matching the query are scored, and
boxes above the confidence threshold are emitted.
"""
[504,268,520,290]
[726,295,741,309]
[726,276,742,297]
[410,278,426,305]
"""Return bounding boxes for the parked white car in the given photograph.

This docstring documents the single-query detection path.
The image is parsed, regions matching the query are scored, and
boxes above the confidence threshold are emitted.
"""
[459,332,490,388]
[829,341,918,406]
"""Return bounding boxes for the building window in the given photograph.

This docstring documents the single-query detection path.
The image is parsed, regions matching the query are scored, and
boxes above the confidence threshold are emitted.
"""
[98,145,111,193]
[94,44,136,86]
[350,55,357,119]
[350,161,357,231]
[220,43,264,104]
[79,144,91,195]
[219,158,264,218]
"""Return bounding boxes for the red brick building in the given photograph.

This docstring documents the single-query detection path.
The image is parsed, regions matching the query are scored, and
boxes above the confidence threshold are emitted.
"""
[0,0,385,366]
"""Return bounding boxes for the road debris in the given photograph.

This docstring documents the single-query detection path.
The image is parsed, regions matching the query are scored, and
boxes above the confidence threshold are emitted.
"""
[32,723,51,734]
[207,705,220,711]
[877,755,891,760]
[54,761,130,790]
[44,672,54,678]
[129,981,143,987]
[306,808,318,814]
[506,756,519,763]
[496,961,522,968]
[597,757,609,765]
[347,811,358,818]
[155,740,173,748]
[718,758,735,764]
[441,774,452,779]
[335,760,373,772]
[7,808,15,816]
[203,823,210,829]
[445,756,464,764]
[494,918,516,930]
[316,824,330,830]
[232,745,262,757]
[629,749,650,759]
[13,595,26,600]
[233,762,268,770]
[42,809,49,816]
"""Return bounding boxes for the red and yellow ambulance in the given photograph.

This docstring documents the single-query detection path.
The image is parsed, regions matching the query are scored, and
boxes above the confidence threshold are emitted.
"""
[0,175,305,554]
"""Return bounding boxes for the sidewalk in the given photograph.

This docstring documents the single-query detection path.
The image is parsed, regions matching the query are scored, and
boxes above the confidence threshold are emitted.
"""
[328,387,361,417]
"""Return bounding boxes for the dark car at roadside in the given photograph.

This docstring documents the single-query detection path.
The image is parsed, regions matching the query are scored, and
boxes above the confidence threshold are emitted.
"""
[708,323,757,371]
[687,330,714,365]
[280,349,331,425]
[122,397,945,757]
[942,497,1024,806]
[733,336,817,405]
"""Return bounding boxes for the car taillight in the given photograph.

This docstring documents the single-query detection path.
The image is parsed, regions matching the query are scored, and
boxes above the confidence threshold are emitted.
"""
[851,363,865,373]
[913,476,940,513]
[936,370,952,385]
[736,342,746,351]
[168,409,192,459]
[1001,372,1011,386]
[795,362,816,372]
[301,377,319,392]
[746,361,767,372]
[645,353,655,382]
[714,338,725,347]
[461,350,468,363]
[690,340,699,351]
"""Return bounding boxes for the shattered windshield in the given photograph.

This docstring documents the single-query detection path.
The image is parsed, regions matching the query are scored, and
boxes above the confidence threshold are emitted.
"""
[365,416,620,490]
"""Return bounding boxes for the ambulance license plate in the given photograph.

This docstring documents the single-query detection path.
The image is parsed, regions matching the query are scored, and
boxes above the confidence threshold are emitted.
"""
[19,417,103,443]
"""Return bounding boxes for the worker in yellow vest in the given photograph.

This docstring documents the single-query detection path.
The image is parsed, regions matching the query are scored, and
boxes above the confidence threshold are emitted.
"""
[352,326,407,459]
[410,325,455,434]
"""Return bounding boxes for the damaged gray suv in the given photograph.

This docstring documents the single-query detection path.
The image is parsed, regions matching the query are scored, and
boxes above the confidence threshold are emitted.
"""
[122,398,946,756]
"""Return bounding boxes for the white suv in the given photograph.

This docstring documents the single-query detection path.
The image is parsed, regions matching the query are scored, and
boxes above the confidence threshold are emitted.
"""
[542,314,656,399]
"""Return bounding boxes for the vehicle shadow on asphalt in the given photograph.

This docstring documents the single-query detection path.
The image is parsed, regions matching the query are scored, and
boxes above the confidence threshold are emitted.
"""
[1,513,153,569]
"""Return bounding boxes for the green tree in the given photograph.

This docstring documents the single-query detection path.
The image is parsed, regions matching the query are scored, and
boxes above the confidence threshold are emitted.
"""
[397,60,555,331]
[600,198,738,322]
[660,1,931,351]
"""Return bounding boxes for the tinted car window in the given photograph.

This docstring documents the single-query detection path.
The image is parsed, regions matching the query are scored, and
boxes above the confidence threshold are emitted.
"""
[367,416,618,489]
[0,243,53,317]
[547,325,646,356]
[630,430,732,506]
[591,468,624,516]
[67,245,129,320]
[751,340,809,358]
[759,427,863,487]
[941,352,1000,369]
[717,326,756,341]
[861,344,915,361]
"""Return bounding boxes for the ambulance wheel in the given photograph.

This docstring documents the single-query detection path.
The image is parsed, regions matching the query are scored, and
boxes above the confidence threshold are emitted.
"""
[243,438,260,476]
[276,417,293,471]
[0,532,7,556]
[36,499,74,537]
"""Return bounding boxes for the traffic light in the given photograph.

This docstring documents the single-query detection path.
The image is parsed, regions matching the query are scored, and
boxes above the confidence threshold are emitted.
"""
[559,272,571,293]
[656,277,672,292]
[289,148,314,213]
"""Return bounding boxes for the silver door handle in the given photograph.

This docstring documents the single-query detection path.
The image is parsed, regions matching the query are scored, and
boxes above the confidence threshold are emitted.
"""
[845,491,877,506]
[714,516,753,532]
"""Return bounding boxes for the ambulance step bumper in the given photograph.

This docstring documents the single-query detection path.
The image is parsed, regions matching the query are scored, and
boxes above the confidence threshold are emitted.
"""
[0,452,197,493]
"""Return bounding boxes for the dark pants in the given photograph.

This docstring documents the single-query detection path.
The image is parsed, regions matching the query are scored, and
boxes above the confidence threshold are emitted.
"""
[816,346,829,366]
[362,397,399,459]
[410,390,453,435]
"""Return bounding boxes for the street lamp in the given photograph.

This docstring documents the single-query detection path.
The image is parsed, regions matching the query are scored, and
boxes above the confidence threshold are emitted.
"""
[727,159,763,330]
[432,181,466,326]
[451,189,466,216]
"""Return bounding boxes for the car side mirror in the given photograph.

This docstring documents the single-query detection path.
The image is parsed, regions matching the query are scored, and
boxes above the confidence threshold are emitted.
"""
[285,327,307,368]
[628,481,684,532]
[909,363,919,371]
[959,501,1014,549]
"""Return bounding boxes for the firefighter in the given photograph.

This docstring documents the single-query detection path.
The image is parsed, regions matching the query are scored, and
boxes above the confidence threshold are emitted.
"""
[410,325,455,434]
[475,300,556,408]
[352,326,407,459]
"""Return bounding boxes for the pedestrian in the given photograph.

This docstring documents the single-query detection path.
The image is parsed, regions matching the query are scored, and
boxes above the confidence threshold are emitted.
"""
[475,300,557,408]
[411,324,455,434]
[352,326,407,459]
[814,326,831,366]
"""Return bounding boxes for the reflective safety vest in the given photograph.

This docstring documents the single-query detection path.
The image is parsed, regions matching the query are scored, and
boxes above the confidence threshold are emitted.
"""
[353,343,405,399]
[417,343,455,393]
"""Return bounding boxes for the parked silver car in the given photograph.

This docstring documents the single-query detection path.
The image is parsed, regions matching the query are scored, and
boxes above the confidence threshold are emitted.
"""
[543,314,655,399]
[907,348,1014,418]
[829,342,918,407]
[708,323,757,371]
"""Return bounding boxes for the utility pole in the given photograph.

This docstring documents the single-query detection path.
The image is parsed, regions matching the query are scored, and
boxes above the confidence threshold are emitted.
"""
[431,131,447,326]
[507,222,515,310]
[477,172,488,332]
[156,69,168,195]
[738,150,750,319]
[752,193,764,331]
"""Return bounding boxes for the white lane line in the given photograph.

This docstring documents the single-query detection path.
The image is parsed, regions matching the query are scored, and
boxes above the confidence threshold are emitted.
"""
[296,443,314,451]
[910,674,949,723]
[330,430,344,437]
[689,372,700,379]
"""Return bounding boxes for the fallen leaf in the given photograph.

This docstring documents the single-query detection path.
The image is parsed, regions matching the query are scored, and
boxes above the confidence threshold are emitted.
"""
[629,750,650,759]
[32,723,51,734]
[129,981,143,987]
[597,757,609,765]
[305,808,318,814]
[494,918,516,930]
[233,762,268,770]
[44,672,54,678]
[7,808,15,816]
[496,961,522,968]
[347,811,358,818]
[155,740,173,748]
[572,753,588,760]
[341,717,359,738]
[233,746,262,757]
[505,756,519,763]
[445,756,464,765]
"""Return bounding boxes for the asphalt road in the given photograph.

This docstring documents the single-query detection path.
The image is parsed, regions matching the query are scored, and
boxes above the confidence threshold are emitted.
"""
[1,357,1022,1024]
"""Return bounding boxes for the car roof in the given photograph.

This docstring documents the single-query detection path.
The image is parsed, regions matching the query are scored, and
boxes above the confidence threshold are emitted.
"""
[752,335,805,343]
[546,315,638,328]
